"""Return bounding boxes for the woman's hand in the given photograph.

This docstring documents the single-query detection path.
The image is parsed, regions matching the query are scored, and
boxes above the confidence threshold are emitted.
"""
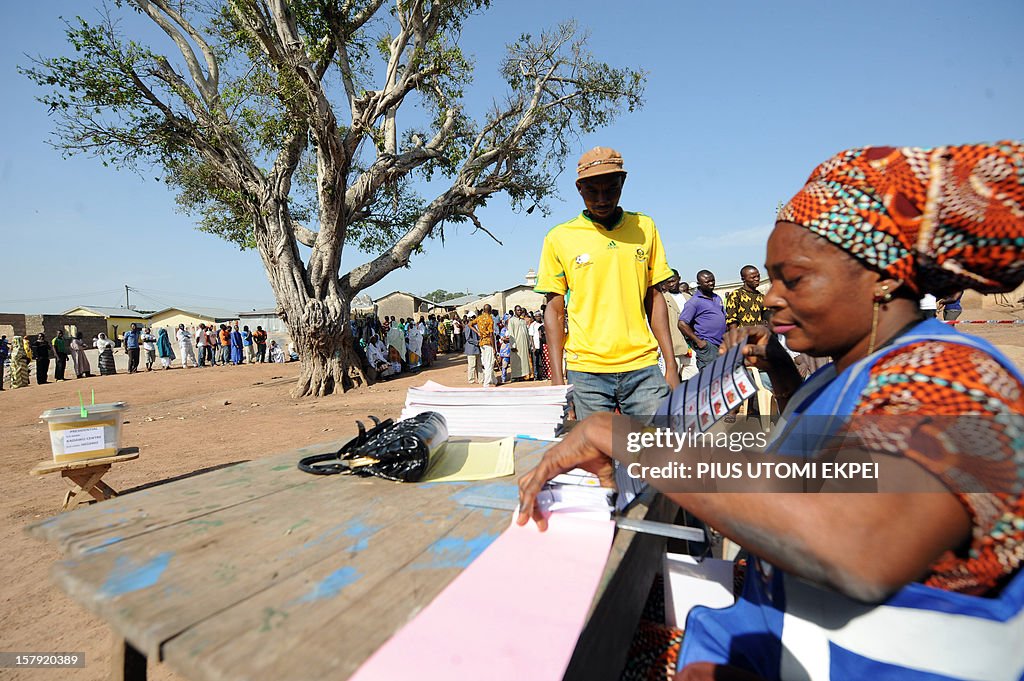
[720,325,789,373]
[517,412,617,531]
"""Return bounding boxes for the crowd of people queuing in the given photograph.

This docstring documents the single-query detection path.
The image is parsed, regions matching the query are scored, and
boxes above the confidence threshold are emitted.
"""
[0,321,289,389]
[350,305,551,385]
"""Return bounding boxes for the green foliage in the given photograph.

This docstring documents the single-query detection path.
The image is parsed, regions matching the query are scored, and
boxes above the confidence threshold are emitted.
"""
[23,1,645,286]
[422,289,468,303]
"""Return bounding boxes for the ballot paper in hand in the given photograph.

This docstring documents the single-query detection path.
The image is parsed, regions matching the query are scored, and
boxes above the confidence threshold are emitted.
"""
[536,470,615,522]
[659,335,759,433]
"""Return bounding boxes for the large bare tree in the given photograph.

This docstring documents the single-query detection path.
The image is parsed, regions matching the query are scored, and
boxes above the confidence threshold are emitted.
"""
[24,1,645,396]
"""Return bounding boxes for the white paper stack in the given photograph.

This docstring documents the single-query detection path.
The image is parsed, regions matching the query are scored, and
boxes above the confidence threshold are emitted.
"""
[538,468,615,521]
[401,380,572,439]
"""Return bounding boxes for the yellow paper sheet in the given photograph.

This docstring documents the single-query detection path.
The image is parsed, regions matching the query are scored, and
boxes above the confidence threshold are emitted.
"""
[421,437,515,483]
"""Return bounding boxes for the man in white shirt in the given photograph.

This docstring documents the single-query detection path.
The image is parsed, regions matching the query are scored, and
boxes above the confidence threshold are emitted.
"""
[175,324,198,368]
[452,315,463,352]
[919,293,938,319]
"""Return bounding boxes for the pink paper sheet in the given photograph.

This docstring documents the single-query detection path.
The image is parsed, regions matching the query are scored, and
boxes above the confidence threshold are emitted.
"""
[348,513,615,680]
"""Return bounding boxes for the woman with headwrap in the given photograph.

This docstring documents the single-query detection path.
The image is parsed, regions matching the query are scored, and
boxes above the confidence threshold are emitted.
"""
[406,323,423,369]
[156,328,175,369]
[9,335,30,388]
[94,333,117,375]
[69,332,92,378]
[518,143,1024,681]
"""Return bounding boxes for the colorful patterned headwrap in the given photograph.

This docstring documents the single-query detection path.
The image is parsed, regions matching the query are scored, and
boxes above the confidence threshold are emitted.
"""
[778,142,1024,295]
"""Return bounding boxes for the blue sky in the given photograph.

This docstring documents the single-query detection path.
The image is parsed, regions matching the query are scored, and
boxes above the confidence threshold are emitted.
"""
[2,0,1021,314]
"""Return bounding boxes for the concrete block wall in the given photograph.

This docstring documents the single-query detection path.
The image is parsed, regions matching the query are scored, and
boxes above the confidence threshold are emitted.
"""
[23,315,108,341]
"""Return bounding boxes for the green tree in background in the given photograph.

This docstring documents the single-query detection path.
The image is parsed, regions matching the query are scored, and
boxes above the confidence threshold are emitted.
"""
[23,0,645,396]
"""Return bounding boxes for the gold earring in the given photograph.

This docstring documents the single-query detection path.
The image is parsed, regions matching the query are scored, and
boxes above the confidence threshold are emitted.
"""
[868,299,881,355]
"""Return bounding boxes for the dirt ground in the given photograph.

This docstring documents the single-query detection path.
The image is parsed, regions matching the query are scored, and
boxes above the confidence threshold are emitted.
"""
[0,352,474,681]
[1,310,1022,681]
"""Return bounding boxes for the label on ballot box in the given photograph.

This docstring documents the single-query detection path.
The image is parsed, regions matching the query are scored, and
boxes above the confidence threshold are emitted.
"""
[63,427,106,455]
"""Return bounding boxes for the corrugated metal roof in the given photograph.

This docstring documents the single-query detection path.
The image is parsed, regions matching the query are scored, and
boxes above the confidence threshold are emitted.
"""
[437,293,486,306]
[238,308,280,317]
[148,306,240,321]
[62,305,152,318]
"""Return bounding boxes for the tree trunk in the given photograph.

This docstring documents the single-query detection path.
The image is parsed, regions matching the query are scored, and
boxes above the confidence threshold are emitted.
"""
[291,325,366,397]
[253,202,367,398]
[286,301,367,398]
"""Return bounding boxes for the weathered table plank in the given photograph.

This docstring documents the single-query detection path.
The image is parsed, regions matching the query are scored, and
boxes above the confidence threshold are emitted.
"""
[164,506,509,681]
[31,439,675,681]
[29,442,341,556]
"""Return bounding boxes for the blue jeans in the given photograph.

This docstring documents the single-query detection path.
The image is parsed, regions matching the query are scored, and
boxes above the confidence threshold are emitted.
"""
[567,364,669,423]
[567,364,669,509]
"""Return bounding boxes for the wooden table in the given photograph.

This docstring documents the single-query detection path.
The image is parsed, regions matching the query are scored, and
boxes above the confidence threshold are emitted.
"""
[28,439,678,681]
[30,448,140,510]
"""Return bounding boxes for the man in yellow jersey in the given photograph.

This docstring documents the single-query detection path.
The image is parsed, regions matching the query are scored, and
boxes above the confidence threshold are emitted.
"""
[535,147,678,425]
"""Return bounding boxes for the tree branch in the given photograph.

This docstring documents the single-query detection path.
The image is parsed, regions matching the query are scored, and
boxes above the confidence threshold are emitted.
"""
[463,212,503,245]
[132,0,219,107]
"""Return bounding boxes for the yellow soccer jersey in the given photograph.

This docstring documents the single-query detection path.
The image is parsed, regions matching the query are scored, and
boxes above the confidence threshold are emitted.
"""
[534,210,672,373]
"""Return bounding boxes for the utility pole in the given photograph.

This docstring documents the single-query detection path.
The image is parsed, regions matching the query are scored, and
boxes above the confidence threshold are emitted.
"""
[125,285,130,310]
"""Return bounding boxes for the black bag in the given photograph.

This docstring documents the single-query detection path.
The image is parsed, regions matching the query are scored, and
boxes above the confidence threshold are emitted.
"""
[297,412,448,482]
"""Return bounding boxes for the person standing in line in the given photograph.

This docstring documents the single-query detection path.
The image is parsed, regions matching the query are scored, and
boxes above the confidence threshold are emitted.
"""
[658,269,697,382]
[452,313,464,352]
[51,329,69,381]
[31,333,51,384]
[678,269,727,370]
[469,305,497,387]
[94,333,117,375]
[9,335,29,388]
[939,291,964,321]
[919,292,939,318]
[0,334,8,390]
[140,327,157,371]
[528,311,547,381]
[230,326,244,365]
[156,328,175,369]
[195,324,208,367]
[122,323,141,374]
[724,265,771,420]
[463,322,481,383]
[506,306,532,381]
[242,325,254,363]
[218,324,231,365]
[176,324,197,368]
[253,325,268,363]
[498,333,512,384]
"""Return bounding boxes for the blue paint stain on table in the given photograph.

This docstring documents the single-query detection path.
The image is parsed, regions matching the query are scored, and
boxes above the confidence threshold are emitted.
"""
[343,520,379,553]
[451,482,518,504]
[100,552,173,597]
[84,535,123,554]
[298,566,361,603]
[412,531,500,570]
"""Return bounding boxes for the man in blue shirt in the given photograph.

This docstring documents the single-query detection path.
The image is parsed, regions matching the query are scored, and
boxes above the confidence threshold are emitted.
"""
[677,270,726,369]
[123,323,141,374]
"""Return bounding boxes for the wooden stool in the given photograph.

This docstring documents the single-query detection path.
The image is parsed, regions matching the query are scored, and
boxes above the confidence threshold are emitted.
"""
[30,448,139,510]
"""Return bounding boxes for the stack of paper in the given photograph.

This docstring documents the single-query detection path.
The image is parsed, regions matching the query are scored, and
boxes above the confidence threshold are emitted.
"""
[537,468,615,521]
[401,381,572,439]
